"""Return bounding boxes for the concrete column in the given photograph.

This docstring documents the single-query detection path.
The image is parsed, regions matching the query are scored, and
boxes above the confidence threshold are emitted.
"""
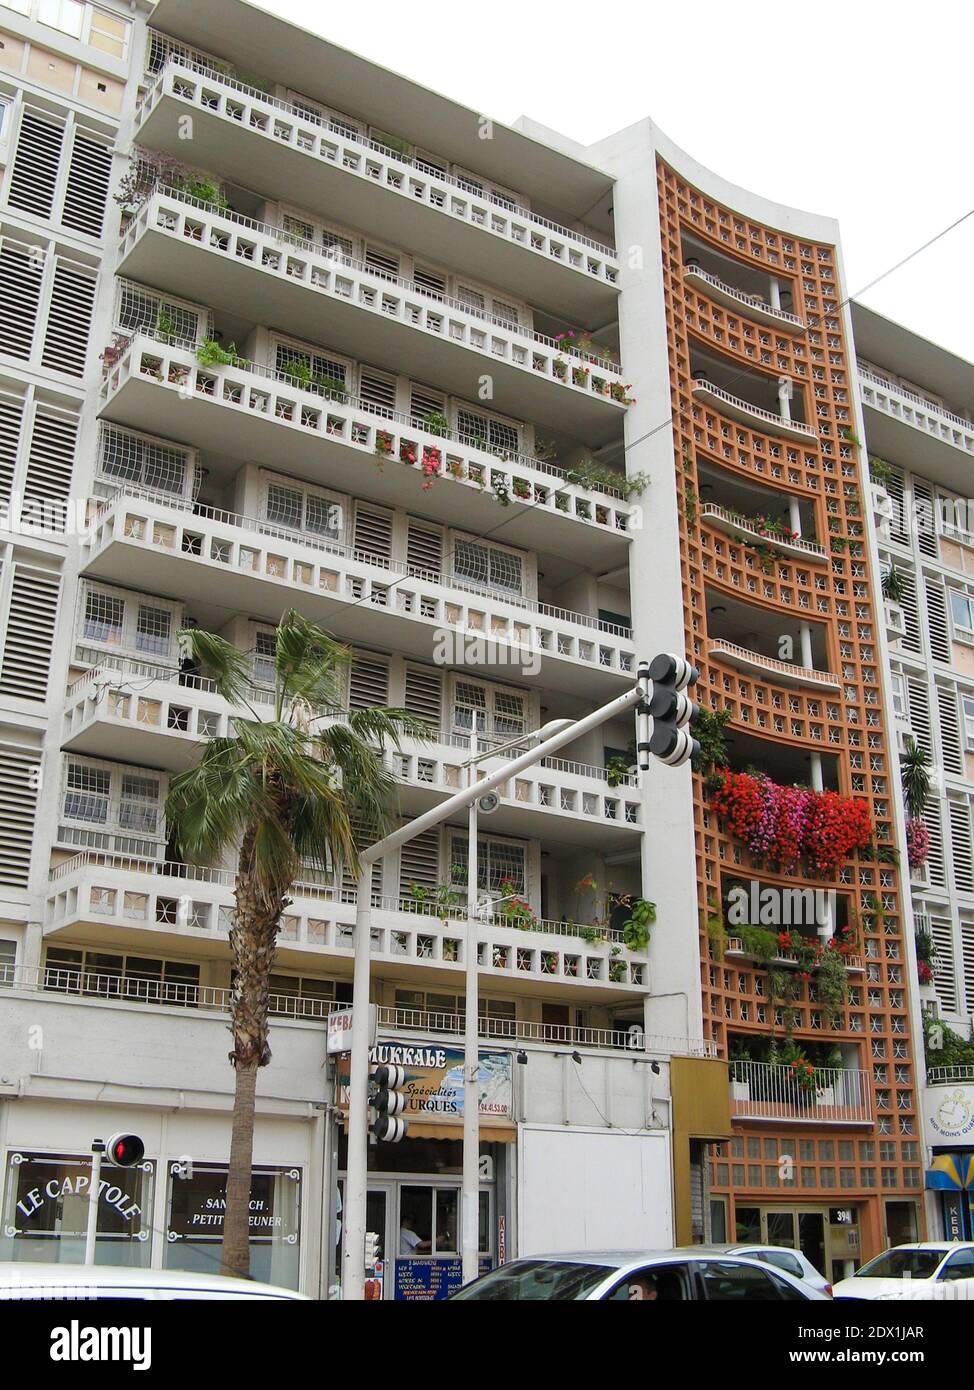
[809,750,824,793]
[777,375,793,423]
[788,496,802,537]
[799,622,814,670]
[768,277,781,311]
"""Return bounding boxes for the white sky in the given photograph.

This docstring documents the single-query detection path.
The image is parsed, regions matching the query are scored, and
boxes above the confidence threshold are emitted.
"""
[251,0,974,374]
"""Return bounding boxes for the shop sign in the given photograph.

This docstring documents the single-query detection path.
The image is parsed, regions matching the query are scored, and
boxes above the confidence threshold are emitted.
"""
[327,1006,377,1056]
[394,1257,491,1301]
[924,1083,974,1143]
[167,1165,301,1244]
[337,1040,512,1127]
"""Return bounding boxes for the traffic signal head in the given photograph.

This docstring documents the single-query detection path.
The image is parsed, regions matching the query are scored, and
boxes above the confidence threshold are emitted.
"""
[105,1133,145,1168]
[370,1064,408,1143]
[364,1231,381,1269]
[644,653,700,768]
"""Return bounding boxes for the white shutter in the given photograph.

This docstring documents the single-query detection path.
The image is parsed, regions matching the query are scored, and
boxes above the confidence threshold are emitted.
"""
[912,477,938,559]
[414,265,446,299]
[897,568,922,656]
[0,390,26,510]
[928,911,957,1014]
[406,519,442,580]
[0,241,44,361]
[365,245,400,279]
[23,405,78,532]
[937,685,964,777]
[398,827,440,898]
[0,745,40,887]
[949,798,974,894]
[906,676,932,758]
[7,110,65,219]
[62,132,114,238]
[42,259,97,377]
[925,578,951,664]
[403,665,442,729]
[349,654,389,710]
[886,467,909,547]
[0,564,61,702]
[961,918,974,1018]
[410,384,446,422]
[353,504,392,562]
[358,369,396,416]
[924,800,946,889]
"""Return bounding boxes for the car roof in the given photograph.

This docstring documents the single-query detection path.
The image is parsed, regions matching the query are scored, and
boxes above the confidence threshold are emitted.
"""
[878,1243,974,1252]
[506,1248,801,1269]
[0,1263,307,1297]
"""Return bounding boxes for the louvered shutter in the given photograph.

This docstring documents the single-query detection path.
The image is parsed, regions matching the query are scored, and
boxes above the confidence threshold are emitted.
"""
[886,467,908,547]
[358,370,396,416]
[410,384,446,422]
[353,505,392,563]
[41,259,97,377]
[349,654,389,710]
[961,918,974,1017]
[0,564,61,701]
[927,911,957,1014]
[937,685,964,776]
[923,799,946,889]
[403,665,442,729]
[906,676,931,756]
[7,111,64,219]
[414,266,446,299]
[0,242,43,361]
[62,132,113,237]
[398,827,440,898]
[23,406,77,533]
[0,391,26,511]
[949,799,974,894]
[912,478,938,559]
[0,745,40,887]
[365,245,399,280]
[406,519,442,580]
[925,578,951,664]
[897,569,922,656]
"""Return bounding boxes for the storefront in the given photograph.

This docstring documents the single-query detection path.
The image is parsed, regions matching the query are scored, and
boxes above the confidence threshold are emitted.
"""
[725,1202,861,1283]
[336,1037,514,1300]
[923,1076,974,1241]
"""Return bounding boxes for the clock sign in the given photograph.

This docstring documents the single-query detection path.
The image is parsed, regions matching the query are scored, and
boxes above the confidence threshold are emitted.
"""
[931,1089,974,1140]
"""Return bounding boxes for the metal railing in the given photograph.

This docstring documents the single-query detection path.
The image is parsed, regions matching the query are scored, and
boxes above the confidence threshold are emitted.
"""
[89,481,633,639]
[375,1005,717,1057]
[684,264,804,329]
[730,1060,872,1123]
[692,379,817,438]
[708,639,841,689]
[927,1065,974,1084]
[858,366,974,435]
[140,49,618,259]
[104,332,627,502]
[724,937,863,972]
[699,503,826,559]
[140,186,624,372]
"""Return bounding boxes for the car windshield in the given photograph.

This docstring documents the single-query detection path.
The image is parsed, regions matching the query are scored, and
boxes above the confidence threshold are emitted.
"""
[855,1249,944,1280]
[448,1260,612,1300]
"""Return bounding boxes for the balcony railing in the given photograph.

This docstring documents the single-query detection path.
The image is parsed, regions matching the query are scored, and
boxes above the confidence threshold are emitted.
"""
[730,1060,872,1124]
[927,1065,974,1084]
[137,57,619,274]
[699,503,827,561]
[1,965,715,1057]
[683,264,805,333]
[858,366,974,441]
[100,334,633,533]
[82,485,635,679]
[724,937,864,973]
[692,379,817,442]
[133,186,625,382]
[708,639,841,690]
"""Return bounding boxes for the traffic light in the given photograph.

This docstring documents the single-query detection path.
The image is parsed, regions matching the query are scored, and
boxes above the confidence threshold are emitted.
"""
[640,653,700,768]
[364,1231,381,1270]
[104,1133,145,1168]
[370,1064,408,1142]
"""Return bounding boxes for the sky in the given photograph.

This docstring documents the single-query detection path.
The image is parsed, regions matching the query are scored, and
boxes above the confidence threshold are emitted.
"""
[250,0,974,374]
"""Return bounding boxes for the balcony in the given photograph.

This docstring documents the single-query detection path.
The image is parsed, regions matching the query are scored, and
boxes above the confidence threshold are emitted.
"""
[683,264,805,335]
[134,58,619,323]
[709,640,840,691]
[705,588,839,692]
[730,1060,872,1125]
[118,189,629,443]
[858,367,974,491]
[700,504,827,564]
[79,489,636,699]
[724,937,864,974]
[44,852,649,997]
[97,335,633,566]
[61,661,641,845]
[692,378,816,443]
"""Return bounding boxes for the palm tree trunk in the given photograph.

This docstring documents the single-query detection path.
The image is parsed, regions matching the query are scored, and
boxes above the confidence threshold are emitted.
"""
[220,826,289,1279]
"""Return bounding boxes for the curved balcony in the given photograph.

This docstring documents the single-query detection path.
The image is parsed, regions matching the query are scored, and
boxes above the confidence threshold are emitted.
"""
[683,264,805,335]
[730,1060,872,1125]
[79,487,636,699]
[97,335,632,565]
[724,937,864,974]
[692,379,817,443]
[700,504,826,563]
[118,189,629,442]
[135,58,619,323]
[44,851,648,997]
[61,661,640,845]
[708,639,840,691]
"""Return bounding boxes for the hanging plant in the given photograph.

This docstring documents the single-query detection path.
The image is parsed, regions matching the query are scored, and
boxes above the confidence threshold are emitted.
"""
[900,737,930,821]
[906,818,930,870]
[882,565,907,604]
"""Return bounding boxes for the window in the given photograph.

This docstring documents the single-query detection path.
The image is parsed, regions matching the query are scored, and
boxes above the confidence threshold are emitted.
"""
[963,695,974,749]
[0,938,15,986]
[890,671,907,721]
[135,603,171,656]
[450,834,526,896]
[117,283,203,346]
[453,537,524,597]
[253,629,277,686]
[697,1259,804,1301]
[950,590,974,639]
[274,340,348,391]
[61,759,162,841]
[63,761,110,823]
[100,425,189,497]
[45,947,199,1005]
[82,589,123,645]
[455,405,520,456]
[264,478,343,541]
[80,585,180,662]
[87,5,130,60]
[750,1248,804,1280]
[604,1262,693,1301]
[938,1249,974,1281]
[452,679,525,740]
[1,1150,153,1267]
[119,774,160,834]
[38,0,85,38]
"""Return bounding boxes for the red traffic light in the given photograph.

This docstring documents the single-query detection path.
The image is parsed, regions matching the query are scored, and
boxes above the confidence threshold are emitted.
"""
[105,1133,145,1168]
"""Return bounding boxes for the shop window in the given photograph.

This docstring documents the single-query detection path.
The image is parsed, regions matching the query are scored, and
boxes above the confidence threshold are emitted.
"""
[0,1150,153,1266]
[165,1163,301,1289]
[884,1199,918,1246]
[734,1205,761,1242]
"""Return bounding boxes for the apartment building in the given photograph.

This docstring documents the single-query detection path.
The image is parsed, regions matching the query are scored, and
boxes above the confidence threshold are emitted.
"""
[854,303,974,1242]
[0,0,935,1295]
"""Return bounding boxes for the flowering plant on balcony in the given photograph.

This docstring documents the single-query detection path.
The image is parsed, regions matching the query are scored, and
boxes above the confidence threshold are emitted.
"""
[906,818,930,871]
[399,440,418,467]
[374,430,394,460]
[609,382,636,405]
[918,960,934,986]
[708,769,872,876]
[420,446,441,491]
[495,878,537,931]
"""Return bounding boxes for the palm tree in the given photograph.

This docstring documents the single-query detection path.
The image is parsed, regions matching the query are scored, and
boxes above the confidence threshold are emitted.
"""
[900,736,930,822]
[166,609,426,1277]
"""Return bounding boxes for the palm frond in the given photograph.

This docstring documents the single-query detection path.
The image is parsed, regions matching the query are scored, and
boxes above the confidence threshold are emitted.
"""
[347,706,433,749]
[179,628,258,710]
[274,609,350,715]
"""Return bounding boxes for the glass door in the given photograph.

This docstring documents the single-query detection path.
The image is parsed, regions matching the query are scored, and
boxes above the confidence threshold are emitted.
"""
[365,1183,393,1301]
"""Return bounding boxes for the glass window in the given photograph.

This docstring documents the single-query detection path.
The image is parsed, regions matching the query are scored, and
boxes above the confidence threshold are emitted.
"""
[0,1,32,16]
[856,1247,942,1279]
[0,938,15,986]
[449,1259,611,1301]
[753,1248,804,1279]
[399,1186,433,1257]
[698,1259,801,1301]
[604,1262,693,1301]
[136,604,171,656]
[939,1249,974,1281]
[963,696,974,749]
[83,589,124,645]
[88,6,130,60]
[434,1188,458,1254]
[950,590,974,635]
[38,0,84,38]
[890,672,907,721]
[165,1163,301,1289]
[453,537,523,596]
[119,774,160,834]
[63,761,110,823]
[734,1205,761,1243]
[1,1150,153,1267]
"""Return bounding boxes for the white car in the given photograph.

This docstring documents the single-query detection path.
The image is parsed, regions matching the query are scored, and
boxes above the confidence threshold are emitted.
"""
[704,1243,832,1296]
[449,1248,831,1300]
[833,1242,974,1300]
[0,1263,309,1301]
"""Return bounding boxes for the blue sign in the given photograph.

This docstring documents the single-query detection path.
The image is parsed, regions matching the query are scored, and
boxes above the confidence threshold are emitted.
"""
[394,1257,491,1300]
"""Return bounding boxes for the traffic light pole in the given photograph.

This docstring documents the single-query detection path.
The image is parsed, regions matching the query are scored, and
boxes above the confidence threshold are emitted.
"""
[342,660,697,1299]
[463,734,480,1287]
[84,1140,104,1267]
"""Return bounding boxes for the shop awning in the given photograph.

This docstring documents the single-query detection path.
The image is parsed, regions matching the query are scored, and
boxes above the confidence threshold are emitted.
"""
[926,1154,974,1190]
